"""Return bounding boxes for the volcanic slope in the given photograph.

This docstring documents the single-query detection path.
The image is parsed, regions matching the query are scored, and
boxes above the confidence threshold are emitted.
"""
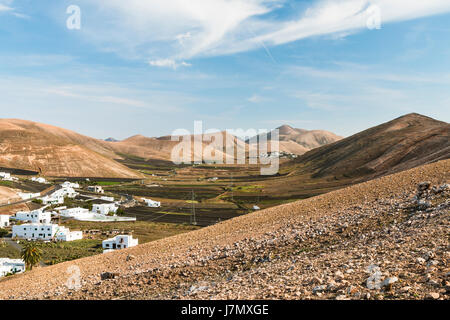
[0,119,141,178]
[0,159,447,300]
[293,113,449,179]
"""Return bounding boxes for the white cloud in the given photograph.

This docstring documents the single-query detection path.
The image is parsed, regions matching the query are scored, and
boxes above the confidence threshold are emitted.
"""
[0,4,12,11]
[248,94,269,103]
[0,1,28,18]
[149,59,192,70]
[74,0,450,64]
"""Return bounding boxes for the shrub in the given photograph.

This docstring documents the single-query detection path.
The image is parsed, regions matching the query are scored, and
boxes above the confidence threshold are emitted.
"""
[0,228,8,237]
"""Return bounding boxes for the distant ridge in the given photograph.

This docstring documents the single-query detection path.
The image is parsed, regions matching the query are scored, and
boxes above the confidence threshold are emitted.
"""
[104,137,119,142]
[247,125,342,155]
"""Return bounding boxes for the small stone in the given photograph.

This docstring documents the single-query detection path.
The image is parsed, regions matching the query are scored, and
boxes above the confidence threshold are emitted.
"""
[400,286,411,293]
[382,277,398,289]
[313,285,327,293]
[425,292,440,300]
[417,182,431,192]
[416,257,426,264]
[335,295,348,300]
[126,254,135,261]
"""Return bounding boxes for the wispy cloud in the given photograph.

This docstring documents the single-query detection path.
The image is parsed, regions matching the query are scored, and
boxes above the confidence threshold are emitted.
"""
[0,0,28,18]
[0,4,12,12]
[247,94,269,103]
[74,0,450,64]
[149,59,192,70]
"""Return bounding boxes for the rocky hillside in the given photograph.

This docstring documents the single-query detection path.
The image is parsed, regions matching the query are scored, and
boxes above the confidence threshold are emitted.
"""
[0,119,141,178]
[0,159,448,300]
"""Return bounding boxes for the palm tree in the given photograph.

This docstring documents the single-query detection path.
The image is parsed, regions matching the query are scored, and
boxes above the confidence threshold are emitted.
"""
[21,241,42,271]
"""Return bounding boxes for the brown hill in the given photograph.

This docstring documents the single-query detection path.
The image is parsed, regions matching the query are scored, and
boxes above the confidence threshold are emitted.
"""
[295,113,450,179]
[109,131,245,163]
[0,119,141,178]
[0,159,447,299]
[249,125,342,155]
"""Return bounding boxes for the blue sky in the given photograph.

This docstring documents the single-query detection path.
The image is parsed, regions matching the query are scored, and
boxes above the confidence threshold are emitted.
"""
[0,0,449,139]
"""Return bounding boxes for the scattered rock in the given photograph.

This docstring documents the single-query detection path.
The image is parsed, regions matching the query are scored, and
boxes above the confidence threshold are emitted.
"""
[425,292,440,300]
[101,272,119,280]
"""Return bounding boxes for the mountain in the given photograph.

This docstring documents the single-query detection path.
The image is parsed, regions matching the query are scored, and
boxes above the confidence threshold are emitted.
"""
[0,159,448,299]
[248,125,342,155]
[295,113,450,179]
[0,119,141,178]
[104,137,119,142]
[108,131,246,162]
[105,134,180,160]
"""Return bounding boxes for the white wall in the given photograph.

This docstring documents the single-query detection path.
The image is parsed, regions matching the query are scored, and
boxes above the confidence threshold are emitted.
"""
[92,203,118,215]
[0,259,25,277]
[102,235,138,251]
[15,210,51,224]
[0,215,10,227]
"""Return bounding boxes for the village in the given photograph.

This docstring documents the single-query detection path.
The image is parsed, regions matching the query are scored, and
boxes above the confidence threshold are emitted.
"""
[0,171,158,278]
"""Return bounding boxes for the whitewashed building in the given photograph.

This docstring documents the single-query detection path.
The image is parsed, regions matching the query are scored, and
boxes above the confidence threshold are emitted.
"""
[39,186,78,205]
[142,198,161,208]
[15,209,51,224]
[92,203,118,215]
[0,172,10,179]
[61,181,80,189]
[12,223,82,241]
[31,177,48,184]
[0,215,10,227]
[0,258,25,277]
[40,195,64,205]
[60,207,91,220]
[100,196,114,202]
[102,235,138,253]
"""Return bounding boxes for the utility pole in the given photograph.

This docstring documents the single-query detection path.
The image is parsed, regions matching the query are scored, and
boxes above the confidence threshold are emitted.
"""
[190,189,197,225]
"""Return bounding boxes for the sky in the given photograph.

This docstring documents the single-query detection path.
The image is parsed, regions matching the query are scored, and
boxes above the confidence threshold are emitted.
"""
[0,0,449,140]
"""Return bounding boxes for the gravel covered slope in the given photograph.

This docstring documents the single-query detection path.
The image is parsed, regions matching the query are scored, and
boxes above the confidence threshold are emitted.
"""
[0,160,448,300]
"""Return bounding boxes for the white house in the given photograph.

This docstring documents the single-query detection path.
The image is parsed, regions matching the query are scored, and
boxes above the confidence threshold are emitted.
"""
[39,186,78,205]
[87,186,104,194]
[14,209,51,224]
[12,223,82,241]
[39,195,64,205]
[0,172,10,179]
[31,177,48,184]
[55,187,78,198]
[102,235,138,252]
[0,258,25,277]
[0,215,10,228]
[92,203,118,215]
[56,229,83,241]
[60,207,91,220]
[142,198,161,208]
[61,181,80,189]
[100,196,114,202]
